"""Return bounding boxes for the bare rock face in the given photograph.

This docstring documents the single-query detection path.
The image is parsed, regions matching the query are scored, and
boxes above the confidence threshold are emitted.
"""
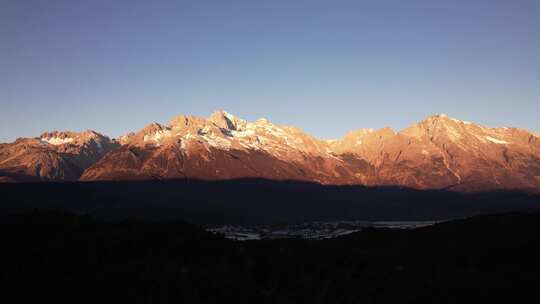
[79,111,540,192]
[80,111,372,184]
[0,131,119,181]
[3,111,540,192]
[330,114,540,192]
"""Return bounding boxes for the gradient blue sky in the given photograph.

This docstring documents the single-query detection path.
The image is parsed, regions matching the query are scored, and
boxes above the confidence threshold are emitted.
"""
[1,0,539,143]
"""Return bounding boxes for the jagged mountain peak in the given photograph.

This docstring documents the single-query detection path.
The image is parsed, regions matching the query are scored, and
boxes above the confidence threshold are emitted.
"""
[124,110,305,150]
[1,129,119,182]
[255,118,271,124]
[207,110,247,131]
[399,114,539,147]
[399,114,480,140]
[118,132,136,145]
[3,111,540,192]
[140,123,165,134]
[378,126,396,137]
[340,127,395,142]
[39,131,77,145]
[168,115,206,128]
[418,114,475,128]
[38,130,111,146]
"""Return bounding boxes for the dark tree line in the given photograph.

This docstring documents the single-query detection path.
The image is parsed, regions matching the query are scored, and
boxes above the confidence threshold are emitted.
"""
[1,210,539,303]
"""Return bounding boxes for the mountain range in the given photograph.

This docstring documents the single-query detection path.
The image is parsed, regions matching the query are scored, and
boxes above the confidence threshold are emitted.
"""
[1,111,539,192]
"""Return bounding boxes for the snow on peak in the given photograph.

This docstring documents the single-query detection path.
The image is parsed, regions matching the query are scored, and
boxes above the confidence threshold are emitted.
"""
[118,133,135,145]
[37,130,112,147]
[81,130,100,138]
[143,129,172,144]
[222,110,236,122]
[256,118,271,125]
[429,114,469,125]
[41,137,74,145]
[208,110,247,131]
[448,117,474,125]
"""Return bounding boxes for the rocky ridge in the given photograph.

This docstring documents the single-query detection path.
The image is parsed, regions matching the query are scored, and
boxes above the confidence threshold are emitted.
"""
[2,111,539,192]
[0,130,119,181]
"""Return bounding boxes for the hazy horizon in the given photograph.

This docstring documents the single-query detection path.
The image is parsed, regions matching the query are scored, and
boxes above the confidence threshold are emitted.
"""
[2,0,539,142]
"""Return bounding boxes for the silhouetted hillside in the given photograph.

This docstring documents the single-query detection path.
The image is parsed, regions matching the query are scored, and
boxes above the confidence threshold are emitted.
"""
[1,210,539,303]
[1,179,539,224]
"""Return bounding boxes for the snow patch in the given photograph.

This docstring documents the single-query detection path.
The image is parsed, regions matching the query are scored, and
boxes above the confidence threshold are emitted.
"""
[259,124,288,137]
[485,136,508,145]
[201,134,232,150]
[41,137,74,145]
[450,117,471,125]
[231,125,256,138]
[182,133,197,141]
[143,129,172,144]
[257,118,269,124]
[222,111,237,122]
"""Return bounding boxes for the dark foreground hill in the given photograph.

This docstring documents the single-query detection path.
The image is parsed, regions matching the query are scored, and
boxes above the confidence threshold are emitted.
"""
[1,210,539,303]
[1,179,540,224]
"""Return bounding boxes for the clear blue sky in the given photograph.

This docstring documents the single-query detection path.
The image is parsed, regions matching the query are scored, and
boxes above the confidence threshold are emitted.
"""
[1,0,539,143]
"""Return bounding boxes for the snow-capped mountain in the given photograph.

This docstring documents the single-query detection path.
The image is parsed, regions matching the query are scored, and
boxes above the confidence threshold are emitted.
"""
[0,130,119,181]
[80,111,369,183]
[331,114,540,191]
[2,111,539,192]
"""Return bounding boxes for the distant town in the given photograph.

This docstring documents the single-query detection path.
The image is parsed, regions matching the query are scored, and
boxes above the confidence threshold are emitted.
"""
[208,220,440,241]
